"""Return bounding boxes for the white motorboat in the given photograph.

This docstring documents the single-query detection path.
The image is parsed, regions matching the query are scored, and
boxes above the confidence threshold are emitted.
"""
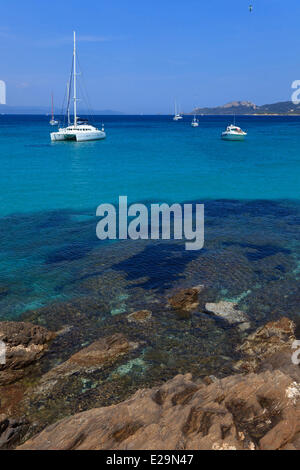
[51,32,106,142]
[221,124,247,141]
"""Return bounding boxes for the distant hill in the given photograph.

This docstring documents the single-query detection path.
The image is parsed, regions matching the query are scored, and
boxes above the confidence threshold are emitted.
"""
[0,104,124,115]
[188,100,300,115]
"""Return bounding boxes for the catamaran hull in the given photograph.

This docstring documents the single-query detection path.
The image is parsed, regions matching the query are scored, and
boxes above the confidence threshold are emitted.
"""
[50,133,65,141]
[51,131,106,142]
[76,131,106,141]
[221,133,246,141]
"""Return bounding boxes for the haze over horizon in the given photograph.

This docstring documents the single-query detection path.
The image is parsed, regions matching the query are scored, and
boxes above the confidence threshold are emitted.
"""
[1,0,299,114]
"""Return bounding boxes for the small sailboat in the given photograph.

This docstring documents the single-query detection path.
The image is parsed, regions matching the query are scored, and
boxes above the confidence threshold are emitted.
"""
[221,117,247,141]
[191,115,199,127]
[49,94,58,126]
[51,31,106,142]
[173,101,183,121]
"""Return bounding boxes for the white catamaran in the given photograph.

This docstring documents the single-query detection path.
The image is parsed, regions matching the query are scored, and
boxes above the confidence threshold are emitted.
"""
[51,31,106,142]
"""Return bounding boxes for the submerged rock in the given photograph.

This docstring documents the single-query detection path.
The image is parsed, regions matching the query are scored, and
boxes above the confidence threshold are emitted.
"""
[0,285,9,298]
[34,333,139,394]
[18,368,300,450]
[0,321,55,385]
[127,310,152,323]
[205,301,250,330]
[235,317,296,373]
[168,286,205,312]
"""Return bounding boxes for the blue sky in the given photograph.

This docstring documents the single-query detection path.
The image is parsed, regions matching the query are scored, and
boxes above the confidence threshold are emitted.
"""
[1,0,300,113]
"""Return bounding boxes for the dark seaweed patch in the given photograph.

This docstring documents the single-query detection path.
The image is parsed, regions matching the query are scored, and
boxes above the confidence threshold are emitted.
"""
[45,243,92,264]
[111,243,201,291]
[223,242,291,261]
[275,264,286,273]
[183,199,296,219]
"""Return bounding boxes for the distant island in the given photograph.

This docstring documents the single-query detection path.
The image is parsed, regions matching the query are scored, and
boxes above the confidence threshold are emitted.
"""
[2,100,300,116]
[187,100,300,116]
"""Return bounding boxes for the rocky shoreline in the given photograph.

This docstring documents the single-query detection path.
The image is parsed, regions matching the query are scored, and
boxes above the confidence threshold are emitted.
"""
[0,287,299,450]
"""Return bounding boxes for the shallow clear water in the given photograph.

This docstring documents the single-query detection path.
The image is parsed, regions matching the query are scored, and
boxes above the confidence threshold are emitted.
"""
[0,115,299,415]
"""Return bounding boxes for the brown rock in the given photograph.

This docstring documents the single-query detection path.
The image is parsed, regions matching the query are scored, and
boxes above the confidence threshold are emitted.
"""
[17,369,300,451]
[33,333,138,395]
[168,286,204,312]
[0,322,55,385]
[127,310,152,323]
[0,414,28,450]
[235,317,296,373]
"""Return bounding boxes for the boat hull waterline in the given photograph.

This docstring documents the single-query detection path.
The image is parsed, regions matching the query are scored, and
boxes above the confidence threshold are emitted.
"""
[221,132,246,141]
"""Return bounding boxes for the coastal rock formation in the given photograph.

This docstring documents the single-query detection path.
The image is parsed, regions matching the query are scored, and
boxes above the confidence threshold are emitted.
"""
[205,301,250,330]
[34,333,138,395]
[127,310,152,324]
[0,414,28,450]
[0,321,55,385]
[18,369,300,450]
[190,100,300,116]
[168,286,205,312]
[0,322,55,448]
[222,100,257,109]
[235,317,296,373]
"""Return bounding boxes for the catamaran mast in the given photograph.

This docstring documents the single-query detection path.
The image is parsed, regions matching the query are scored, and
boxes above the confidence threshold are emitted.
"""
[51,93,54,120]
[67,82,70,125]
[73,31,77,128]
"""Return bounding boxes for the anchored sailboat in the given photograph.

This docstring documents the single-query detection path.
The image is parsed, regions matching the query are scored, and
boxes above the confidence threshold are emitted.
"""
[191,115,199,127]
[173,101,183,121]
[49,94,58,126]
[51,31,106,142]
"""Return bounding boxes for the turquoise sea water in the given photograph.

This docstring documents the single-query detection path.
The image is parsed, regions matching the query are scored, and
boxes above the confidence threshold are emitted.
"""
[0,115,299,216]
[0,115,300,402]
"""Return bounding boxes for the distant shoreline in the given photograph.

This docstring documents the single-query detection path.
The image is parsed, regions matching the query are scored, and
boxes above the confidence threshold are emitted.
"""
[184,113,300,116]
[187,100,300,116]
[1,113,300,116]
